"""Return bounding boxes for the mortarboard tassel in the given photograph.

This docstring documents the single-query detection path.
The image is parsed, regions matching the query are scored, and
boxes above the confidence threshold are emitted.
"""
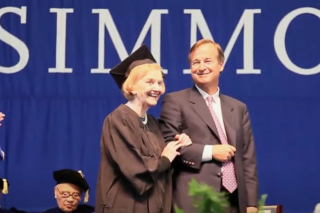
[2,179,8,194]
[77,170,89,202]
[77,170,84,178]
[84,190,89,203]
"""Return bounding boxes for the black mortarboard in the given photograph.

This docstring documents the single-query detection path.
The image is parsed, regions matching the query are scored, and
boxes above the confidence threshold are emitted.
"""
[53,169,90,202]
[110,45,157,89]
[0,178,9,194]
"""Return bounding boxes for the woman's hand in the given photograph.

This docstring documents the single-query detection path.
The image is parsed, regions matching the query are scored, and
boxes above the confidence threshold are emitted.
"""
[161,141,183,162]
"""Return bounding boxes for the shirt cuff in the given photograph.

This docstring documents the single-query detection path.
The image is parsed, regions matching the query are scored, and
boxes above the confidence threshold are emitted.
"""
[201,145,213,162]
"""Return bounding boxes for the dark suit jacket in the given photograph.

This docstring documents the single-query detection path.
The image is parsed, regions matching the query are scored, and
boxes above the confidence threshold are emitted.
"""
[158,86,258,213]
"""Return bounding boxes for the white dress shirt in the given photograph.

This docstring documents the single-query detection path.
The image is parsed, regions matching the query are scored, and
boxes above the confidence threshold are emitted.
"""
[195,85,227,162]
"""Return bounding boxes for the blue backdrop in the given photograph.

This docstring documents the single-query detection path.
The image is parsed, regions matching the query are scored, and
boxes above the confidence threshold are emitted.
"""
[0,0,320,213]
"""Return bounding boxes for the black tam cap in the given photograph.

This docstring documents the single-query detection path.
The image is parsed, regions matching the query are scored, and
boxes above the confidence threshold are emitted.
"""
[53,169,90,202]
[0,178,9,194]
[110,45,157,89]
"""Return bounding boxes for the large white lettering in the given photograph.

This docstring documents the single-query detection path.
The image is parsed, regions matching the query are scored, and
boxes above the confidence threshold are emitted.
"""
[183,9,261,74]
[91,9,168,74]
[0,7,319,76]
[274,7,320,75]
[49,8,74,73]
[0,6,28,74]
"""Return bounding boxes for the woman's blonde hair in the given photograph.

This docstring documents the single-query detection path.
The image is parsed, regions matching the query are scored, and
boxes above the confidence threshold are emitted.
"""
[122,63,165,101]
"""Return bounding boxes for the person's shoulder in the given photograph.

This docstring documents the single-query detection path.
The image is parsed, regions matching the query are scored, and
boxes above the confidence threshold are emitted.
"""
[105,104,125,117]
[76,204,95,213]
[166,88,191,96]
[103,104,139,128]
[220,94,247,108]
[40,207,60,213]
[103,104,131,123]
[162,88,191,101]
[8,207,27,213]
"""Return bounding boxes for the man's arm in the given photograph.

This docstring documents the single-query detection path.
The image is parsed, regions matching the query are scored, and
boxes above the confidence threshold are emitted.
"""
[159,93,211,170]
[242,105,259,206]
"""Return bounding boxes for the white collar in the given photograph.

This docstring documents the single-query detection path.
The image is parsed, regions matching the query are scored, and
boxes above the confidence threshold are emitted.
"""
[195,85,220,103]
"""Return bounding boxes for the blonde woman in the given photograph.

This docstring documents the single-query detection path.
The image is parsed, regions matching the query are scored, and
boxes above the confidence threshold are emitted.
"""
[95,45,191,213]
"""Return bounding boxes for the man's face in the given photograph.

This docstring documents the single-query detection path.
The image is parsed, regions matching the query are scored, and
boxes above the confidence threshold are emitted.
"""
[55,183,81,213]
[190,43,224,87]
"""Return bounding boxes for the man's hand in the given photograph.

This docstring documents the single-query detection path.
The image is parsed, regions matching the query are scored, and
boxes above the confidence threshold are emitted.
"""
[174,133,192,147]
[212,144,236,162]
[246,207,258,213]
[0,112,4,126]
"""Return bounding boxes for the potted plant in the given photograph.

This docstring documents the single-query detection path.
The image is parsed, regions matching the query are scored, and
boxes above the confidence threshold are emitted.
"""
[174,179,267,213]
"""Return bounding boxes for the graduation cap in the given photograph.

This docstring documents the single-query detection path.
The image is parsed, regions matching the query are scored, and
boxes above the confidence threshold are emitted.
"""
[0,178,9,194]
[110,44,157,89]
[53,169,90,203]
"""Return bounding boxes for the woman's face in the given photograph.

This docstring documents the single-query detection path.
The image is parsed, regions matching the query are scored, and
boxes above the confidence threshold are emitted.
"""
[132,69,164,107]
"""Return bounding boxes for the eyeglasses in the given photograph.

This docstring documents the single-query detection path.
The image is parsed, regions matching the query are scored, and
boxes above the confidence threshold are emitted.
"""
[56,187,81,200]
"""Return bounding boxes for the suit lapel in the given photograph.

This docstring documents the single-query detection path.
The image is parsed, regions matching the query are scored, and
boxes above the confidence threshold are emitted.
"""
[189,86,220,141]
[220,95,236,147]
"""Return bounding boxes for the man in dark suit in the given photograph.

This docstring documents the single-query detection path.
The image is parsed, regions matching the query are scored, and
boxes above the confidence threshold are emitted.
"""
[158,39,259,213]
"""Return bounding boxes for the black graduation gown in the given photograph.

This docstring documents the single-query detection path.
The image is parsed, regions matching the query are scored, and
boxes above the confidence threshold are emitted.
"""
[0,209,15,213]
[42,206,94,213]
[95,104,173,213]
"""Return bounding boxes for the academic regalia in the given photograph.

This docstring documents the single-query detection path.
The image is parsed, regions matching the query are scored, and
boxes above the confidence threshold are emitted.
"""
[0,178,11,213]
[42,169,91,213]
[7,208,27,213]
[0,209,14,213]
[0,183,28,213]
[95,45,173,213]
[0,207,27,213]
[41,205,94,213]
[76,204,94,213]
[0,180,27,213]
[0,177,9,195]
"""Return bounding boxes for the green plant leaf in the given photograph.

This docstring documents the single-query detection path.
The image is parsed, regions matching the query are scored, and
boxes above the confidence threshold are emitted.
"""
[188,179,228,213]
[173,179,268,213]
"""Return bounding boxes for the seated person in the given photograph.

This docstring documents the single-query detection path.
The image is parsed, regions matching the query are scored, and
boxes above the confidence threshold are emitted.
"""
[42,169,91,213]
